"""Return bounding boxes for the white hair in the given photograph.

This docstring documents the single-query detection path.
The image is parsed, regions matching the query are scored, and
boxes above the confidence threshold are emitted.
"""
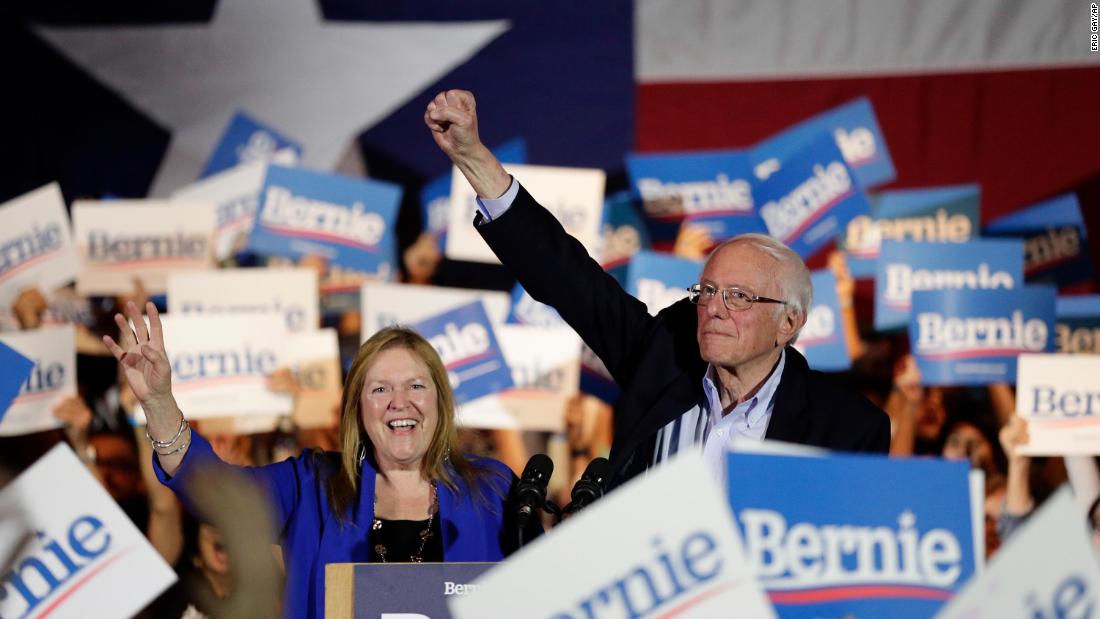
[704,233,813,343]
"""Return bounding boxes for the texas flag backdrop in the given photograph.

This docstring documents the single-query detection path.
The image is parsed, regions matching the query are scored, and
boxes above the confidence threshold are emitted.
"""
[8,1,1098,243]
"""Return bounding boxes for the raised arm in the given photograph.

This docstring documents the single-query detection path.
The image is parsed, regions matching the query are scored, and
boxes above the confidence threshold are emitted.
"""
[103,301,190,475]
[425,90,511,200]
[425,90,657,386]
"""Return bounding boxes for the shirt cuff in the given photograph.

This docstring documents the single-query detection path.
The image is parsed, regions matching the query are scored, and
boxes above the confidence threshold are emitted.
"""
[474,177,519,223]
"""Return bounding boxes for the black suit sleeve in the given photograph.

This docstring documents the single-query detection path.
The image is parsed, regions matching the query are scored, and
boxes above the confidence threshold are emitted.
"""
[476,184,655,388]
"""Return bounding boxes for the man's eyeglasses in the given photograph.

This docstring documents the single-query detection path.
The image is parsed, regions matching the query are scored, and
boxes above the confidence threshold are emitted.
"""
[687,283,788,312]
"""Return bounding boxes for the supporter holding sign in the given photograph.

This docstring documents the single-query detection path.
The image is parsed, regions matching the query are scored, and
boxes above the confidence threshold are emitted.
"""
[625,250,702,315]
[167,268,319,332]
[749,97,896,191]
[1055,294,1100,354]
[727,451,980,618]
[247,165,402,282]
[841,184,980,279]
[0,183,81,312]
[751,132,871,260]
[360,282,510,339]
[426,90,888,491]
[410,300,513,406]
[171,160,268,263]
[909,287,1056,386]
[626,149,763,250]
[936,487,1100,619]
[145,314,292,420]
[1015,353,1100,455]
[104,302,534,619]
[792,271,851,372]
[72,200,217,296]
[0,444,177,619]
[0,325,76,436]
[875,239,1025,331]
[200,110,301,179]
[984,193,1095,291]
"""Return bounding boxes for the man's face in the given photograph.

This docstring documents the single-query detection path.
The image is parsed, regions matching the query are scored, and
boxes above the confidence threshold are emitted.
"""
[695,242,795,370]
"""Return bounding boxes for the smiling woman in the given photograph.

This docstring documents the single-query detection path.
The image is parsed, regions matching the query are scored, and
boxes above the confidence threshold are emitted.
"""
[103,303,531,619]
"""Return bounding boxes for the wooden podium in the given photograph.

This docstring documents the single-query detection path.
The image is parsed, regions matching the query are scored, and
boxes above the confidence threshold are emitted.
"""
[325,562,494,618]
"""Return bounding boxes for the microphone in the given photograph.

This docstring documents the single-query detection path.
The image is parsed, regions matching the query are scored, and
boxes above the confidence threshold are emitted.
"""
[514,454,554,527]
[567,457,612,514]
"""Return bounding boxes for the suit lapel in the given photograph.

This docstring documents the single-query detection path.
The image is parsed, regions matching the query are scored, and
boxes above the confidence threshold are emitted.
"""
[764,347,810,444]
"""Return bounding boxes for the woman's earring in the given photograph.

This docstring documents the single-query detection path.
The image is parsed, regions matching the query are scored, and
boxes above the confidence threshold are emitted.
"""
[443,446,451,463]
[358,442,366,466]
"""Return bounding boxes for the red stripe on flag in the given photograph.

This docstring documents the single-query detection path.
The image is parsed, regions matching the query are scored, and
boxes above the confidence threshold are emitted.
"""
[637,66,1100,223]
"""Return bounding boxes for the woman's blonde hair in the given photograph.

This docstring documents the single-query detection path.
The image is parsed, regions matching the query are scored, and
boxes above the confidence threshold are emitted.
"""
[326,326,493,523]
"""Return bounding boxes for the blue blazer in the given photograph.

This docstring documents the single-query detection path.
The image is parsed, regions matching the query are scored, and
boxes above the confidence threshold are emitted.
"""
[155,431,519,619]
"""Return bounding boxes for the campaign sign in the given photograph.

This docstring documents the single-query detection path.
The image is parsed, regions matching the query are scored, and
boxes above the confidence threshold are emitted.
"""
[495,324,581,431]
[328,563,493,619]
[0,325,76,437]
[200,110,302,179]
[842,185,980,279]
[142,315,292,420]
[626,250,702,315]
[0,183,81,309]
[935,487,1100,619]
[909,287,1057,386]
[282,328,342,430]
[1015,353,1100,455]
[450,452,777,619]
[752,132,871,260]
[984,193,1095,289]
[751,98,895,190]
[411,301,513,406]
[446,164,605,264]
[792,271,850,372]
[360,282,510,340]
[626,149,764,248]
[0,444,176,619]
[507,283,566,328]
[875,239,1025,332]
[0,340,34,423]
[599,190,651,283]
[247,165,402,279]
[72,200,217,295]
[167,268,319,332]
[1055,294,1100,354]
[727,452,977,619]
[420,138,526,249]
[172,160,267,261]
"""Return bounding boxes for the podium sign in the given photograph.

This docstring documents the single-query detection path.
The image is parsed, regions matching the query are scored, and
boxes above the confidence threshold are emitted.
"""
[325,562,493,619]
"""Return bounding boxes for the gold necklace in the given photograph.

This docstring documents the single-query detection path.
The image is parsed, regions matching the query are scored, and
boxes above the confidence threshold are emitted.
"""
[372,481,437,563]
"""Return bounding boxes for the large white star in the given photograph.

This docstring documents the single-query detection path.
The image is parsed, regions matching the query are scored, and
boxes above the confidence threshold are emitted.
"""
[34,0,508,196]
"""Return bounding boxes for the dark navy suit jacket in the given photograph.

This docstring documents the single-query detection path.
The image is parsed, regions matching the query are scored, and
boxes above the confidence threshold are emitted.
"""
[477,184,890,486]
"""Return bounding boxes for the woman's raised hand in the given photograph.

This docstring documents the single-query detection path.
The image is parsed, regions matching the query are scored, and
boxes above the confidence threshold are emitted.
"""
[102,301,174,409]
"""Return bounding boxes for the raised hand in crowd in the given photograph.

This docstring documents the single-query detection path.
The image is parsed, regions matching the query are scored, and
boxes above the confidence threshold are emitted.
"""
[672,224,714,261]
[997,415,1034,541]
[102,301,190,475]
[885,354,924,456]
[13,286,48,330]
[826,250,865,361]
[403,231,442,285]
[52,394,93,457]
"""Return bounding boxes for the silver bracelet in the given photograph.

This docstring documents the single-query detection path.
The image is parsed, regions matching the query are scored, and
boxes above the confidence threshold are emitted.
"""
[153,426,192,457]
[146,414,187,448]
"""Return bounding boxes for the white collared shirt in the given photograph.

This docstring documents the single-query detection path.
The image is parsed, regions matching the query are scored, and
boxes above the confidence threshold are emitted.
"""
[653,349,786,487]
